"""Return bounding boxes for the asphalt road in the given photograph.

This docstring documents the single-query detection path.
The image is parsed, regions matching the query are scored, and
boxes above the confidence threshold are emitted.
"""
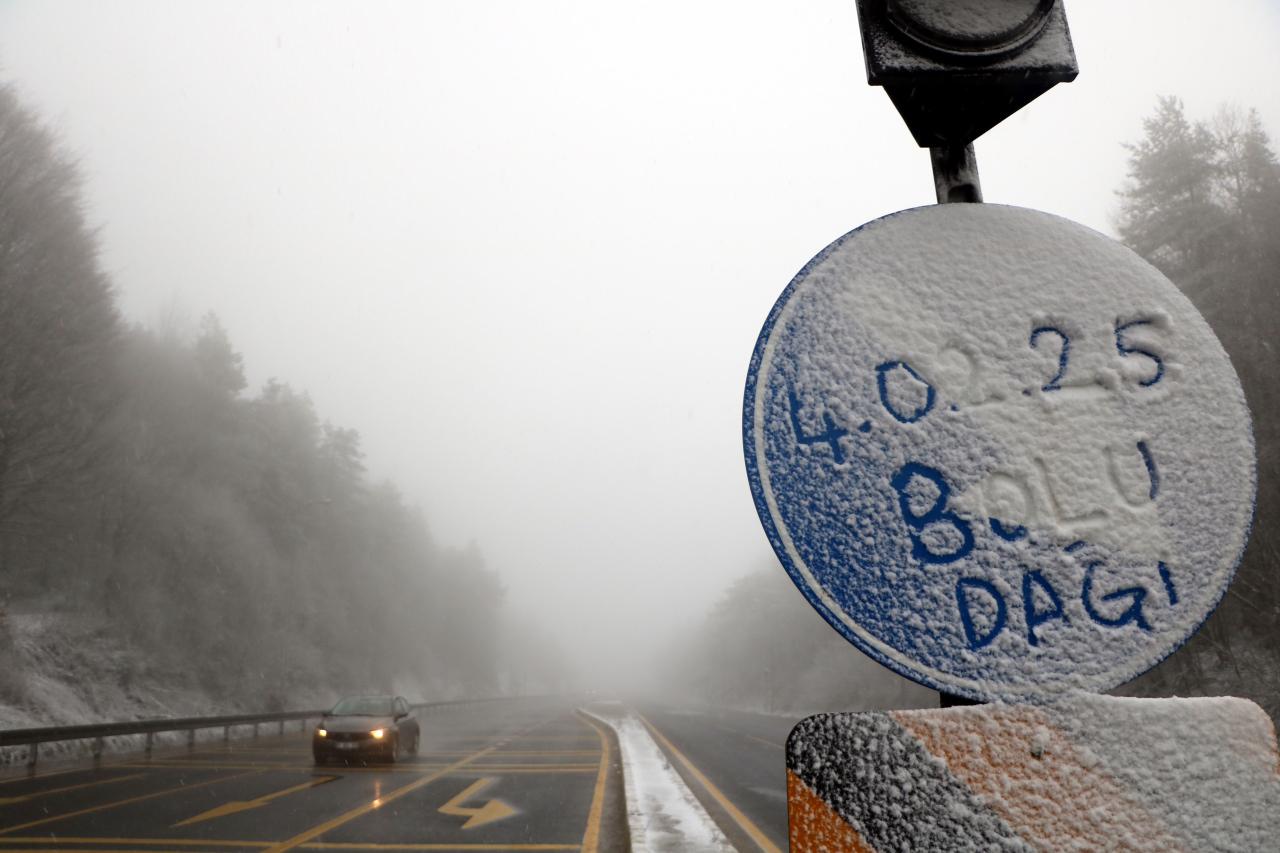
[0,696,626,853]
[637,705,803,853]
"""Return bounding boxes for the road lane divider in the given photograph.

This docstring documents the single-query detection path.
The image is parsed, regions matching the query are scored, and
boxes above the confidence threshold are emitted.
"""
[704,721,784,752]
[0,772,146,805]
[424,750,601,756]
[742,734,782,751]
[463,763,596,768]
[575,711,611,853]
[0,769,261,835]
[579,705,731,853]
[636,713,781,853]
[301,844,581,850]
[0,836,271,849]
[173,775,338,826]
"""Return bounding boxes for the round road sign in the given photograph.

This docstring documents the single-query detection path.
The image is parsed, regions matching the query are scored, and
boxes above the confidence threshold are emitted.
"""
[743,204,1255,701]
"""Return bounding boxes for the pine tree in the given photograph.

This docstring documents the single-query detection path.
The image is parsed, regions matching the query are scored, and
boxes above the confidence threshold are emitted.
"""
[194,312,246,398]
[0,85,120,588]
[1118,97,1230,292]
[1117,97,1280,717]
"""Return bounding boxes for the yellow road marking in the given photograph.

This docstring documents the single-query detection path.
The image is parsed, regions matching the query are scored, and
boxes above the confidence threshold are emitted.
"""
[576,712,610,853]
[744,734,782,750]
[173,775,338,826]
[0,849,257,853]
[261,747,499,852]
[451,736,596,741]
[705,720,784,751]
[124,762,358,772]
[0,837,269,848]
[183,749,310,756]
[299,840,581,845]
[424,747,599,753]
[0,761,140,787]
[0,770,259,835]
[471,761,597,767]
[264,717,563,852]
[452,749,593,754]
[637,713,783,853]
[0,767,86,787]
[460,765,596,771]
[453,763,591,768]
[0,773,146,805]
[121,761,595,774]
[438,777,517,829]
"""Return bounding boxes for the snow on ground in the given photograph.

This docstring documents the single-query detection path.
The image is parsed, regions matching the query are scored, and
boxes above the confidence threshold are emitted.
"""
[789,693,1280,852]
[0,612,331,766]
[1,613,210,727]
[581,701,732,853]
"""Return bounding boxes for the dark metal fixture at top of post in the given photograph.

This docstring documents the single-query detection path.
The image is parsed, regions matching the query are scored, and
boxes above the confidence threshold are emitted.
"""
[853,0,1079,203]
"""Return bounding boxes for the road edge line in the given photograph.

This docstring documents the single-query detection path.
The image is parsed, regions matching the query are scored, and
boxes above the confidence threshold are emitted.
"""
[574,710,611,853]
[636,712,783,853]
[579,705,731,853]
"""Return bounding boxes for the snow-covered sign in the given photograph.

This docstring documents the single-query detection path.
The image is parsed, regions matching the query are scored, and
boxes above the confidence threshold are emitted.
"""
[744,204,1255,701]
[785,696,1280,852]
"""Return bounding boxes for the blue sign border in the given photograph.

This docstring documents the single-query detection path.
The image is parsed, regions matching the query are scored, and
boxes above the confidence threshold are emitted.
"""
[742,205,1256,701]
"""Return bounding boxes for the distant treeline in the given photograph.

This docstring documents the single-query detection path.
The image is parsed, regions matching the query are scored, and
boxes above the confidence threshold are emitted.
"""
[667,564,935,713]
[1116,97,1280,718]
[0,84,505,709]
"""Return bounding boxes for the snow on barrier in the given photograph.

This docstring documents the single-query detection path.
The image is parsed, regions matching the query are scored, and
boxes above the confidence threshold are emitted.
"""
[786,694,1280,852]
[579,703,732,853]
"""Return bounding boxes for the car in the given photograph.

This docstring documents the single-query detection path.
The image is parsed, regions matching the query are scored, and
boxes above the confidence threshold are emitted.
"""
[313,694,420,764]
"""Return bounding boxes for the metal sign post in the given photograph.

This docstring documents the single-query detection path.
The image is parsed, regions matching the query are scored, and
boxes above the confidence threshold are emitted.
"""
[741,2,1279,848]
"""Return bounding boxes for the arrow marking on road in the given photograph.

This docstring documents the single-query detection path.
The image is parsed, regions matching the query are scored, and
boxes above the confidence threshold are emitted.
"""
[438,777,517,829]
[173,776,337,826]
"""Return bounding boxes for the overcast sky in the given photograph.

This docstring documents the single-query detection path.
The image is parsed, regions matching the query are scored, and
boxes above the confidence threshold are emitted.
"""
[1,0,1276,680]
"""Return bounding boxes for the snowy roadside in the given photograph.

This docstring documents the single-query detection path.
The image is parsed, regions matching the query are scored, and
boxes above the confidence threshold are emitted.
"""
[0,611,334,767]
[580,701,732,853]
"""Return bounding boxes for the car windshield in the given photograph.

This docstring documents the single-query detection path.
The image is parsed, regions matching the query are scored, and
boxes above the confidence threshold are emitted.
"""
[329,697,394,717]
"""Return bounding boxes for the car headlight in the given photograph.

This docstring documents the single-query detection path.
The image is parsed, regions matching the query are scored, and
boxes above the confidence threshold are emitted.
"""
[317,728,327,737]
[370,728,385,739]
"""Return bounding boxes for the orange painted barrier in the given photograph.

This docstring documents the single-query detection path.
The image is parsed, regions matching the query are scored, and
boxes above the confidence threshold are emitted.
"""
[787,695,1280,852]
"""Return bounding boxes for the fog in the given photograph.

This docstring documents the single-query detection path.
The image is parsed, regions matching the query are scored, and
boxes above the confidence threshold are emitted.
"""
[0,0,1277,694]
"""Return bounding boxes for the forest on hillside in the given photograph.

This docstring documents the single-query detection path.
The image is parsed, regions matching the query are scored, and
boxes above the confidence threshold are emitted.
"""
[678,97,1280,719]
[666,562,935,713]
[0,84,521,718]
[1115,97,1280,717]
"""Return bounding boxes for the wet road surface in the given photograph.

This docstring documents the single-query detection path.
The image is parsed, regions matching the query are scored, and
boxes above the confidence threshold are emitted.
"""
[637,705,801,853]
[0,696,625,853]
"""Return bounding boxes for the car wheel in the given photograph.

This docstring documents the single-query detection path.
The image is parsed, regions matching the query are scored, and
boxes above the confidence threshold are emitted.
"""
[386,736,399,764]
[409,732,419,755]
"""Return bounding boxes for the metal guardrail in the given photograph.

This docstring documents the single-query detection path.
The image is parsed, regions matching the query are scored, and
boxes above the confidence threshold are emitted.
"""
[0,697,505,769]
